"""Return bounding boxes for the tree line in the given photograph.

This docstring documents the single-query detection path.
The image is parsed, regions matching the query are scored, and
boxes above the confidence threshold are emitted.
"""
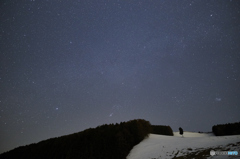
[212,122,240,136]
[1,119,173,159]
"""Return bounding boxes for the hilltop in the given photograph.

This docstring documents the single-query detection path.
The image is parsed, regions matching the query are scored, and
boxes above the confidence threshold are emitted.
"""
[1,120,240,159]
[127,132,240,159]
[0,119,172,159]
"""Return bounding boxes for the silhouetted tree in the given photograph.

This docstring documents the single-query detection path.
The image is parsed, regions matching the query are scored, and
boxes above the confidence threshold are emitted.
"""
[212,122,240,136]
[179,127,183,137]
[0,119,153,159]
[151,125,173,136]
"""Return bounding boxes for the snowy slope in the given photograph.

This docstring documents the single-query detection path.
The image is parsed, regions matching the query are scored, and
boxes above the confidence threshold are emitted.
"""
[127,132,240,159]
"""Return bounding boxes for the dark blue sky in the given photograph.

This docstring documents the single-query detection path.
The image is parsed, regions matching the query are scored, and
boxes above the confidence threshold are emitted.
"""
[1,0,240,154]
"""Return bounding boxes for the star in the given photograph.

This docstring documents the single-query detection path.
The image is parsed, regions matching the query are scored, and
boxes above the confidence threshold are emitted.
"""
[215,98,222,102]
[109,113,113,117]
[0,0,239,154]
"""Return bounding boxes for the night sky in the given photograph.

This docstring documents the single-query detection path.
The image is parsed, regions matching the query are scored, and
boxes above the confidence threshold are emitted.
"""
[1,0,240,154]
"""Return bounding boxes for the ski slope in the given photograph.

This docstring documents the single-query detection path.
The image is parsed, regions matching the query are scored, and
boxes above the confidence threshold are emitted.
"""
[127,132,240,159]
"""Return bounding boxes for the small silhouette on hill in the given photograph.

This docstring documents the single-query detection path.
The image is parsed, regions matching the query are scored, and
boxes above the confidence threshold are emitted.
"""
[179,127,184,137]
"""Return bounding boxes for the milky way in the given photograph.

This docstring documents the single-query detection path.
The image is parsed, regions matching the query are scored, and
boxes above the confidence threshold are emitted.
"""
[0,0,240,153]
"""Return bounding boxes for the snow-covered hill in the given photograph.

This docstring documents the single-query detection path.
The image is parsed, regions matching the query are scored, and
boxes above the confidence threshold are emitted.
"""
[127,132,240,159]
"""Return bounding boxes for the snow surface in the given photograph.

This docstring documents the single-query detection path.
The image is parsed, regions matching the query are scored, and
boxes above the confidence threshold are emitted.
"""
[127,132,240,159]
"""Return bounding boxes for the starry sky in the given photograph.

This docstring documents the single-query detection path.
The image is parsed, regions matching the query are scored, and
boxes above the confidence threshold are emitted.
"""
[1,0,240,154]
